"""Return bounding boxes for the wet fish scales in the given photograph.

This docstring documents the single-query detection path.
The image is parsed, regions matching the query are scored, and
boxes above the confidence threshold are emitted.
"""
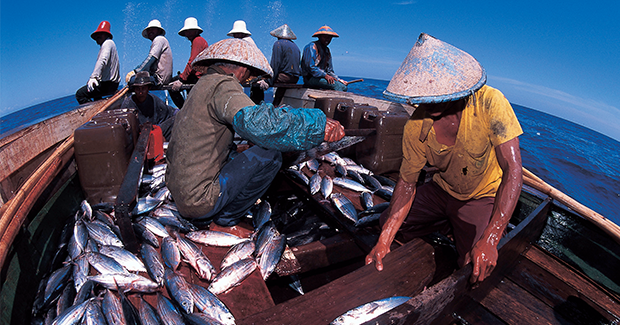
[208,258,257,295]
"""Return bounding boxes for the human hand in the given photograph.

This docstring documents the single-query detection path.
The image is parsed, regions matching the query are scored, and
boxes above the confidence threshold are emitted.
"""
[125,70,136,84]
[325,74,336,84]
[365,242,390,271]
[465,239,498,283]
[324,118,344,142]
[257,80,269,90]
[87,78,99,92]
[170,80,183,92]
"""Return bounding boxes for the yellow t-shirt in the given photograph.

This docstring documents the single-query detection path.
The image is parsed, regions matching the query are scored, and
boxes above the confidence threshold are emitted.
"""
[400,85,523,200]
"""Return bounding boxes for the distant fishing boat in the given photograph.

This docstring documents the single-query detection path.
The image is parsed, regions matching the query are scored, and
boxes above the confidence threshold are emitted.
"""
[0,86,619,324]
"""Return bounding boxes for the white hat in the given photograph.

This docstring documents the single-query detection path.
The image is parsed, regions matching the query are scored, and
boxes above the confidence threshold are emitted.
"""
[227,20,251,37]
[142,19,166,39]
[192,38,273,77]
[178,17,203,36]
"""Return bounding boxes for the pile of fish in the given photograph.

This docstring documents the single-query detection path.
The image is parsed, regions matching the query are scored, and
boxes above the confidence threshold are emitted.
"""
[287,151,395,228]
[31,163,289,325]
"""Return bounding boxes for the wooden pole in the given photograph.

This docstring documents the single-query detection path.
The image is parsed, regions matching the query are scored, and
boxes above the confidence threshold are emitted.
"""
[522,167,620,244]
[0,88,127,263]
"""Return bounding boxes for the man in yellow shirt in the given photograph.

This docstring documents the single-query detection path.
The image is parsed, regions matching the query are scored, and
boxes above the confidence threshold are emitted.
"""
[366,33,523,283]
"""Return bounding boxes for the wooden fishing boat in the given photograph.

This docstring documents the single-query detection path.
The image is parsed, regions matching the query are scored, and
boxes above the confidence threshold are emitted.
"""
[1,86,619,324]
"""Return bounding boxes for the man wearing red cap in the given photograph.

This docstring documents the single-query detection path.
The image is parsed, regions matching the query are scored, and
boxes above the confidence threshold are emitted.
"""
[301,25,347,92]
[75,21,120,104]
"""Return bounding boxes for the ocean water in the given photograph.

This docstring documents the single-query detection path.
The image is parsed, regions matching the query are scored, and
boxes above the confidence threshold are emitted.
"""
[1,78,619,226]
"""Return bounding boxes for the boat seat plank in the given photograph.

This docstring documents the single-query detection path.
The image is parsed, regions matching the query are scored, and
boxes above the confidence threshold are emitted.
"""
[524,245,620,319]
[506,250,618,323]
[275,232,366,276]
[480,279,570,325]
[237,238,436,324]
[448,296,506,325]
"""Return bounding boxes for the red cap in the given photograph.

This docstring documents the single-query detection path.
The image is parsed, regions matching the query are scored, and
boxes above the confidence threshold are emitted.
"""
[91,21,113,40]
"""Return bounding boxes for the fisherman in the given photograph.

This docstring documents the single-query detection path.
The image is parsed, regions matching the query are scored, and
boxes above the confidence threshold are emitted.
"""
[121,71,177,141]
[227,20,256,47]
[169,17,209,109]
[226,20,264,104]
[75,21,120,104]
[258,24,302,106]
[126,19,173,87]
[166,38,345,237]
[365,33,523,284]
[301,25,347,92]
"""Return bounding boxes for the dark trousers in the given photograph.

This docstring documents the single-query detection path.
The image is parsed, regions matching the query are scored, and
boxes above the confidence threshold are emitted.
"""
[169,75,198,109]
[195,146,282,227]
[272,73,299,106]
[380,180,495,267]
[75,81,119,104]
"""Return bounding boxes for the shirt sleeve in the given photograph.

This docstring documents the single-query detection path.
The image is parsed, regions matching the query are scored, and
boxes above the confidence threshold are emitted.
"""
[233,103,326,152]
[399,119,428,184]
[269,42,283,85]
[302,43,327,78]
[90,41,111,80]
[149,36,167,59]
[180,37,208,81]
[482,87,523,146]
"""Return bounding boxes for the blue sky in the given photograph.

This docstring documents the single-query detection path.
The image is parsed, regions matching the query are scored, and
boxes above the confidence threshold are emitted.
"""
[1,0,619,141]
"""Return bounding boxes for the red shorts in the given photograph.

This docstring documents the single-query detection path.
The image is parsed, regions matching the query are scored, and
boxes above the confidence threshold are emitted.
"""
[380,180,495,266]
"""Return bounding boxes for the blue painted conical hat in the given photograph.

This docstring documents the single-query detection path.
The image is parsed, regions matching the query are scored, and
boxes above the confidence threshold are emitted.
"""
[383,33,486,104]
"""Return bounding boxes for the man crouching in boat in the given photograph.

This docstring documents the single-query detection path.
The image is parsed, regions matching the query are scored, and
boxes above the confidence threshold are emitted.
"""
[366,33,523,283]
[165,38,344,237]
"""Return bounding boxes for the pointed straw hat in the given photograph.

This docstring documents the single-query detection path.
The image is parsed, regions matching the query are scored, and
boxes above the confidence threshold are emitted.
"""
[383,33,486,105]
[192,38,273,77]
[270,24,297,40]
[312,25,339,38]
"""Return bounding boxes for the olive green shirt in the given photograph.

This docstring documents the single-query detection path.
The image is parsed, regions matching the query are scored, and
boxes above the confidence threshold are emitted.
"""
[166,70,255,218]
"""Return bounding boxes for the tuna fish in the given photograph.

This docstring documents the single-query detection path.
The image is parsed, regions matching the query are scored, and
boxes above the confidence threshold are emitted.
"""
[164,268,194,314]
[189,283,235,325]
[331,193,358,223]
[330,296,410,325]
[185,230,247,247]
[208,258,257,295]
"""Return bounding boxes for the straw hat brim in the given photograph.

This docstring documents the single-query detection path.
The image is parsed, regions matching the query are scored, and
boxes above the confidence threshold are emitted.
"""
[383,33,486,104]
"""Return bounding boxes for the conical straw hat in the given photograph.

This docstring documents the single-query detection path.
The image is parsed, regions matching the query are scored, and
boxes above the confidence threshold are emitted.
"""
[270,24,297,40]
[383,33,486,104]
[192,38,273,77]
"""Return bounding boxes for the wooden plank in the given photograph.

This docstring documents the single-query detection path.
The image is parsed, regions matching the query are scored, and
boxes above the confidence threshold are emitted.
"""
[448,296,506,325]
[0,101,101,182]
[480,279,569,325]
[237,238,436,325]
[368,197,552,325]
[114,123,151,254]
[524,245,620,319]
[275,233,366,276]
[506,252,618,323]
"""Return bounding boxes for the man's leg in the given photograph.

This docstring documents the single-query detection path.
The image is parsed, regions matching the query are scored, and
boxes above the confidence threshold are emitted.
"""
[304,77,347,92]
[448,196,495,267]
[380,181,452,242]
[208,146,282,227]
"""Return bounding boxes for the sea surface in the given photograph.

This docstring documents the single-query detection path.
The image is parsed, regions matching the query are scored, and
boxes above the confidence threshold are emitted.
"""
[1,77,619,226]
